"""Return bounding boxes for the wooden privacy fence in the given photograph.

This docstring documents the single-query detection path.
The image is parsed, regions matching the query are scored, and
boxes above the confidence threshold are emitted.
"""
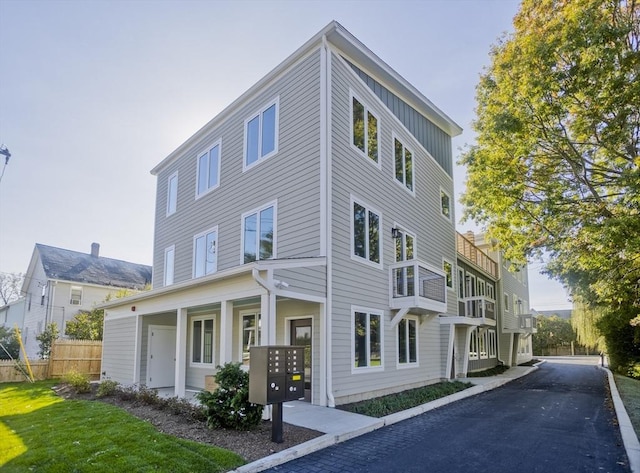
[0,339,102,383]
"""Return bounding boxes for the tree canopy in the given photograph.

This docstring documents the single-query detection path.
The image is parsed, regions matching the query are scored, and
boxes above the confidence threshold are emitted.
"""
[460,0,639,371]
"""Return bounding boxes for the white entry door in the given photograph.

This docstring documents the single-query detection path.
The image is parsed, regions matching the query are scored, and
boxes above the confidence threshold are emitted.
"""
[147,325,176,388]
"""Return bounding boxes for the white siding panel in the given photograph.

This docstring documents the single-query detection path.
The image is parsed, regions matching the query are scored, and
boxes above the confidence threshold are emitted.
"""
[102,315,137,384]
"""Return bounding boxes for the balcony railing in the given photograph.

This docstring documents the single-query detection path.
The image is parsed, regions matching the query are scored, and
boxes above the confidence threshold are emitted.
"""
[456,233,498,278]
[390,261,447,314]
[518,313,538,333]
[459,296,496,320]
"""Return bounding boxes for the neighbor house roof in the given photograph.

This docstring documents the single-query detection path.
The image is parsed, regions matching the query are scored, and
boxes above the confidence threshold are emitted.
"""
[35,243,152,290]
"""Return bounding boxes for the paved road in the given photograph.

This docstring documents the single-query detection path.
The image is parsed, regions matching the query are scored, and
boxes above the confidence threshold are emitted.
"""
[266,357,630,473]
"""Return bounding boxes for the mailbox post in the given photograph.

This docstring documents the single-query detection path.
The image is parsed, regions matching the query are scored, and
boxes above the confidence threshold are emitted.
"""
[249,345,305,443]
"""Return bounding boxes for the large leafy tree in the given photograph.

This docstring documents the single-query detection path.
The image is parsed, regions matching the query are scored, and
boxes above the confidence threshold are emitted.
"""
[460,0,639,370]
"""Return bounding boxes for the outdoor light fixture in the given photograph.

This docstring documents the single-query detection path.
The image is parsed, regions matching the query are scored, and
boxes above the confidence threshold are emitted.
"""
[391,227,401,239]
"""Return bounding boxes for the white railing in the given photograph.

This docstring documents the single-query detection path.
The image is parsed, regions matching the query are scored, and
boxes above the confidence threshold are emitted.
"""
[519,314,538,332]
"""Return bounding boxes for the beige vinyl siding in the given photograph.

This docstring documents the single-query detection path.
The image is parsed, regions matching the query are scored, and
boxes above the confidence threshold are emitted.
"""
[152,50,322,288]
[102,315,137,383]
[274,267,326,300]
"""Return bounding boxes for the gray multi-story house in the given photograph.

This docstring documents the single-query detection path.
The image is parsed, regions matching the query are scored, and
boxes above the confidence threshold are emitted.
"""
[101,21,530,407]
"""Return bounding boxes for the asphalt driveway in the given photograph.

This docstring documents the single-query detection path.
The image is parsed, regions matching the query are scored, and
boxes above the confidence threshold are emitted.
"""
[265,357,630,473]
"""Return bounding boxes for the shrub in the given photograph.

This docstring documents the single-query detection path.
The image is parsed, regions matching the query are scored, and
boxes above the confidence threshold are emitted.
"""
[196,362,263,430]
[62,370,91,394]
[96,380,119,398]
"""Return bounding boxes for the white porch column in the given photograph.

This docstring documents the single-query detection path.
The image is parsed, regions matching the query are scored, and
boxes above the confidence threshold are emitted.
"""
[219,300,233,364]
[259,292,278,345]
[132,314,142,385]
[175,308,187,398]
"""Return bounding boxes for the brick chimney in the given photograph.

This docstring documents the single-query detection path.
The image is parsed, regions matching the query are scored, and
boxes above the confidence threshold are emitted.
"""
[91,242,100,257]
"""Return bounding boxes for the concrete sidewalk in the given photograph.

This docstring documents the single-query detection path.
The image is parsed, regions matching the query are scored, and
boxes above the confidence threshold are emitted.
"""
[231,365,537,473]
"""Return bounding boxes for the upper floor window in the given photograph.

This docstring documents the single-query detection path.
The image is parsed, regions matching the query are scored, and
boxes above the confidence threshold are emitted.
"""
[352,198,381,266]
[457,268,465,299]
[441,189,451,220]
[196,141,221,197]
[394,137,413,192]
[191,316,215,365]
[69,286,82,305]
[167,172,178,215]
[164,246,175,286]
[245,99,278,170]
[243,202,276,263]
[353,307,382,370]
[193,227,218,278]
[394,228,414,262]
[351,95,379,165]
[504,293,510,312]
[443,260,453,289]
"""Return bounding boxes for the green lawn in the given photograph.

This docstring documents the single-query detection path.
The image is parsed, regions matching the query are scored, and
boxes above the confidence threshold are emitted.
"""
[614,374,640,438]
[0,380,245,473]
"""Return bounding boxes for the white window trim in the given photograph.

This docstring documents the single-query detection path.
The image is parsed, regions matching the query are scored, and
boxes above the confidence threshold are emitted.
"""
[351,306,384,373]
[392,222,417,262]
[392,133,415,195]
[238,310,261,364]
[349,90,381,170]
[469,328,479,360]
[189,314,216,368]
[243,97,279,172]
[504,293,510,312]
[164,245,175,286]
[440,187,452,222]
[240,200,278,265]
[69,286,82,305]
[166,171,178,216]
[479,330,488,359]
[350,195,383,269]
[396,315,419,369]
[443,258,454,291]
[192,226,219,278]
[457,268,465,299]
[488,329,497,358]
[195,139,222,199]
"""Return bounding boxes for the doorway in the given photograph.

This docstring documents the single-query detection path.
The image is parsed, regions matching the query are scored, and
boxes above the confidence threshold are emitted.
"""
[147,325,176,388]
[289,318,312,402]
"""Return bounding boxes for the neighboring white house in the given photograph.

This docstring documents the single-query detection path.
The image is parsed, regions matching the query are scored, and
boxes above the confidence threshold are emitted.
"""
[0,298,26,331]
[100,21,532,407]
[20,243,151,359]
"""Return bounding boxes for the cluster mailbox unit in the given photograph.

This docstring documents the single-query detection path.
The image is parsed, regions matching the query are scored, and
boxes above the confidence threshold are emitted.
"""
[249,346,306,442]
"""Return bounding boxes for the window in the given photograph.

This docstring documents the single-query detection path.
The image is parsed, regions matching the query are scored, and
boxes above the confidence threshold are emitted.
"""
[245,99,278,169]
[69,286,82,305]
[487,283,495,300]
[351,95,379,165]
[479,330,488,359]
[243,202,276,263]
[191,316,215,365]
[443,260,453,289]
[352,198,381,266]
[164,246,175,286]
[513,294,520,315]
[441,189,451,220]
[488,330,497,358]
[398,317,418,366]
[167,172,178,215]
[353,308,382,370]
[193,227,218,278]
[196,141,221,197]
[504,293,510,311]
[240,312,261,365]
[394,136,413,191]
[469,329,478,360]
[457,268,465,299]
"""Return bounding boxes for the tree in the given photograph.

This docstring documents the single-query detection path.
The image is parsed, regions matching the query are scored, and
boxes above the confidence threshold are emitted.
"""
[65,308,104,340]
[36,322,59,359]
[0,272,24,305]
[533,315,577,355]
[0,326,20,360]
[459,0,640,370]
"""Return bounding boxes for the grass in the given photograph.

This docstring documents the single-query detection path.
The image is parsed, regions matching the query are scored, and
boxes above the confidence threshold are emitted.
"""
[0,380,245,473]
[338,380,473,417]
[614,374,640,438]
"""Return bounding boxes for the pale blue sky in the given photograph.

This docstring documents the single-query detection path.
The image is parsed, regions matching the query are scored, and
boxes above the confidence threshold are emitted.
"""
[0,0,571,310]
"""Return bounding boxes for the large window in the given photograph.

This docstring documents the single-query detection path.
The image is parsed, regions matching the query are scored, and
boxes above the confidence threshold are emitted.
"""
[394,136,413,191]
[193,227,218,278]
[398,317,418,366]
[164,246,175,286]
[351,95,379,165]
[352,199,381,266]
[167,172,178,215]
[353,308,382,370]
[196,141,221,197]
[245,99,278,169]
[191,316,215,365]
[240,312,261,365]
[443,260,453,290]
[243,202,276,263]
[441,189,451,220]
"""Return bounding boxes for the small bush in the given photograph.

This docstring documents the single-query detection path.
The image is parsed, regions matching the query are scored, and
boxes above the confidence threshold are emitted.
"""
[196,362,263,430]
[625,361,640,380]
[62,370,91,394]
[96,380,119,398]
[467,364,510,377]
[162,396,207,422]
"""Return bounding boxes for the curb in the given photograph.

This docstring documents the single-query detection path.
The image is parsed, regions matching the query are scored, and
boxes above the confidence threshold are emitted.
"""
[600,367,640,472]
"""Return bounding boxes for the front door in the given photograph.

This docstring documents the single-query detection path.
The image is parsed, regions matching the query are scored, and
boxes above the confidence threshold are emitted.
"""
[147,325,176,388]
[290,318,312,402]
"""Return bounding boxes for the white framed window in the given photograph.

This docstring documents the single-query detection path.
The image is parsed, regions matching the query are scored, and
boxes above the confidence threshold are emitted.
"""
[350,93,379,166]
[443,259,454,290]
[167,171,178,216]
[479,330,488,359]
[457,268,465,299]
[240,312,261,366]
[513,294,520,315]
[196,140,221,197]
[69,286,82,305]
[394,226,415,262]
[487,283,495,300]
[469,329,478,360]
[440,189,452,221]
[504,293,510,312]
[242,201,276,263]
[351,196,382,267]
[164,245,175,286]
[191,315,215,366]
[193,227,218,278]
[393,135,414,192]
[397,316,418,366]
[244,98,279,170]
[352,307,383,371]
[488,329,497,358]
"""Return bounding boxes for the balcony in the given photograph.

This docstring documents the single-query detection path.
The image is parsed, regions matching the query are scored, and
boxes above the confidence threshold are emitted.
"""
[456,233,498,278]
[518,313,538,334]
[390,261,447,315]
[459,296,496,320]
